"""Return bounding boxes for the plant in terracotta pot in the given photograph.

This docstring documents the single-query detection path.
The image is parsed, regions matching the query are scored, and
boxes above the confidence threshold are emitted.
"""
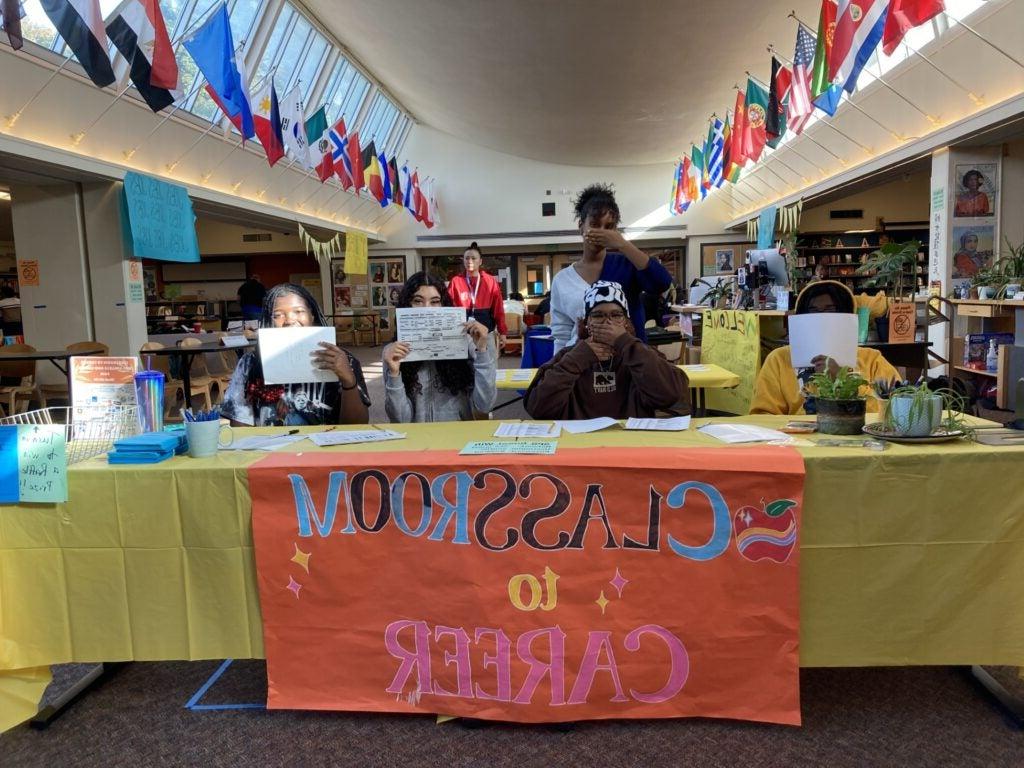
[806,364,869,435]
[881,383,970,438]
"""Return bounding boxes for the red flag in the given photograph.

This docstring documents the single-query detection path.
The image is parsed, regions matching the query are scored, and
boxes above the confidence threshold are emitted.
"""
[411,171,424,223]
[882,0,945,55]
[347,130,364,194]
[729,90,748,172]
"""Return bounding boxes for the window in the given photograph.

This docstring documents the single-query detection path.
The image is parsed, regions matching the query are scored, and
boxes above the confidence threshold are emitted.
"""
[360,91,400,146]
[322,58,371,125]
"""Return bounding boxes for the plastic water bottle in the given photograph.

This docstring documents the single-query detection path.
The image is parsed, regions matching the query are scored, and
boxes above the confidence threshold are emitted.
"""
[986,339,998,372]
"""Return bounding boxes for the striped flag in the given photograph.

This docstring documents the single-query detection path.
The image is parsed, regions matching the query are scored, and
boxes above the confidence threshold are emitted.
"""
[788,24,816,134]
[709,118,725,188]
[882,0,944,56]
[831,0,889,94]
[811,0,842,116]
[41,0,115,87]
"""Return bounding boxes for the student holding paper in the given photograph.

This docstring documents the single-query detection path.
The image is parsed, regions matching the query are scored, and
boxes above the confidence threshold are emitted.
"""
[383,272,497,422]
[524,281,688,420]
[750,281,899,416]
[221,284,370,426]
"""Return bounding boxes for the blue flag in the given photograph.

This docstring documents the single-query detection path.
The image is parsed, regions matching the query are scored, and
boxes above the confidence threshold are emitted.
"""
[378,150,392,206]
[183,3,254,139]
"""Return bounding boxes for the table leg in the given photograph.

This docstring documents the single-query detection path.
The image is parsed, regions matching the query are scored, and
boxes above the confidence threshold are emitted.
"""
[967,665,1024,728]
[47,359,72,401]
[29,663,125,729]
[181,353,194,412]
[492,395,524,412]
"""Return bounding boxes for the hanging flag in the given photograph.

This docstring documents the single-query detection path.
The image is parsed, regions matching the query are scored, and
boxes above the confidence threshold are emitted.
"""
[361,140,385,205]
[831,0,889,94]
[304,106,332,182]
[701,127,713,193]
[743,77,769,163]
[789,24,817,135]
[410,171,425,222]
[709,118,725,188]
[378,149,392,206]
[106,0,179,113]
[670,160,685,214]
[728,90,748,175]
[279,86,308,165]
[183,3,254,139]
[687,146,703,203]
[426,179,440,227]
[328,118,353,190]
[766,57,792,149]
[678,156,692,210]
[347,130,364,194]
[40,0,115,87]
[250,78,284,166]
[811,0,843,116]
[723,117,742,184]
[1,0,24,50]
[388,157,402,206]
[883,0,944,55]
[401,165,416,218]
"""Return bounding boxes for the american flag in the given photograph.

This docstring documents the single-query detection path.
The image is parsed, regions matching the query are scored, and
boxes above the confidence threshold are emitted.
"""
[789,24,816,135]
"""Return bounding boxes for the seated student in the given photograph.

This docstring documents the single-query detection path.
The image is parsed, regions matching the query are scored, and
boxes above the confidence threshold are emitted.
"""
[221,283,370,426]
[504,292,527,317]
[383,272,497,422]
[750,280,900,416]
[524,281,689,420]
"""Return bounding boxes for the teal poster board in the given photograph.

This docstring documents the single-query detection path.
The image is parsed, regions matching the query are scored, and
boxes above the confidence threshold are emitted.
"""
[122,171,200,263]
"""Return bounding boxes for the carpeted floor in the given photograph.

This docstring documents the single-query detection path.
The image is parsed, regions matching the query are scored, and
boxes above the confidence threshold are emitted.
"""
[2,662,1023,767]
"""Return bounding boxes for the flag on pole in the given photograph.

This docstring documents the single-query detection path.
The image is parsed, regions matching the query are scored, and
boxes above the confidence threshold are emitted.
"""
[400,164,415,217]
[766,57,792,149]
[348,131,364,194]
[728,90,748,175]
[721,116,739,184]
[279,86,309,165]
[709,118,725,188]
[410,171,425,222]
[328,118,353,190]
[691,144,706,200]
[670,159,684,213]
[743,77,769,163]
[184,4,253,139]
[304,105,332,182]
[882,0,944,55]
[388,157,402,205]
[378,149,392,206]
[789,24,816,134]
[679,156,692,209]
[701,127,713,192]
[106,0,179,113]
[831,0,889,94]
[426,179,440,227]
[1,0,24,50]
[40,0,115,87]
[361,140,385,205]
[250,79,284,166]
[811,0,842,116]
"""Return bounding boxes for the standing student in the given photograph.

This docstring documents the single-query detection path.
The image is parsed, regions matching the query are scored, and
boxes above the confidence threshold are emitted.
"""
[237,273,267,321]
[447,242,507,349]
[525,281,689,420]
[384,272,496,422]
[221,283,369,426]
[550,183,672,352]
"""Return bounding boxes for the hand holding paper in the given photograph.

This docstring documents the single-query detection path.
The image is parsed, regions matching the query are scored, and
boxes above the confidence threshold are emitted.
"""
[258,327,338,385]
[396,307,470,362]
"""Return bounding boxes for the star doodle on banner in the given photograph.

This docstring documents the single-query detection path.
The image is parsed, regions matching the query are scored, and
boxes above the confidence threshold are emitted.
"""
[609,568,629,598]
[291,543,311,573]
[286,575,302,599]
[595,590,610,615]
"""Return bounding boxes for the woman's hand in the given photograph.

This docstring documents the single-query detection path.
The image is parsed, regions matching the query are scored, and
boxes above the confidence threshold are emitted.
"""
[312,342,357,388]
[464,320,489,352]
[583,227,628,253]
[811,355,841,378]
[383,341,411,376]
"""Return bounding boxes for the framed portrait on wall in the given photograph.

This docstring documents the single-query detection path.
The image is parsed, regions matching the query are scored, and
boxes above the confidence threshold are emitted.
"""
[702,243,753,276]
[951,224,995,279]
[370,263,386,284]
[372,285,388,308]
[387,260,405,283]
[335,286,352,309]
[953,162,998,219]
[331,259,347,285]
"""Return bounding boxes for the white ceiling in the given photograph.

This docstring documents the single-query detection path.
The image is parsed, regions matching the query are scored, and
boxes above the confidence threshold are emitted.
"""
[307,0,822,166]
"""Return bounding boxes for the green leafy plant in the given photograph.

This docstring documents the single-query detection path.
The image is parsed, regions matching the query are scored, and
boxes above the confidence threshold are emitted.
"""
[995,237,1024,280]
[806,365,868,401]
[779,230,801,286]
[881,383,973,437]
[695,278,734,308]
[855,240,920,300]
[971,267,1008,292]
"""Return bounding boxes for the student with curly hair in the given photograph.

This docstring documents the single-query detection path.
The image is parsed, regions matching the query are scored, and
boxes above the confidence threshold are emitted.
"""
[382,272,497,422]
[549,183,672,352]
[221,283,370,426]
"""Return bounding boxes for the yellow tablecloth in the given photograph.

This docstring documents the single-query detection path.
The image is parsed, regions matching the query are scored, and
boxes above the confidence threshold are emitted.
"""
[3,416,1024,730]
[495,363,741,391]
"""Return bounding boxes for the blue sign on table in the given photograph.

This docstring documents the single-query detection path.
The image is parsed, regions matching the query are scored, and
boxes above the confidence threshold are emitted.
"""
[122,171,200,263]
[0,426,17,503]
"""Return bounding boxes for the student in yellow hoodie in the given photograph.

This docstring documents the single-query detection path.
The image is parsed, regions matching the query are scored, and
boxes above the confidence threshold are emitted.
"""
[750,280,900,415]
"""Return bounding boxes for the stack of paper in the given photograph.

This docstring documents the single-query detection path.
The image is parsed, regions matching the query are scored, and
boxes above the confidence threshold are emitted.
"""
[508,370,534,382]
[307,429,406,447]
[555,417,619,434]
[494,423,561,438]
[625,416,691,431]
[698,424,791,444]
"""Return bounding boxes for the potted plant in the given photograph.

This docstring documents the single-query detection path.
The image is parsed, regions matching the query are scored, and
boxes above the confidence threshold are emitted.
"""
[806,364,869,435]
[882,383,970,437]
[971,268,1005,300]
[855,240,920,339]
[994,237,1024,298]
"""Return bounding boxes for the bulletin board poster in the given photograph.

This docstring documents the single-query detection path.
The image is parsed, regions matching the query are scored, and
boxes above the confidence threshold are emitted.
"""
[122,171,200,263]
[70,356,139,438]
[700,310,761,415]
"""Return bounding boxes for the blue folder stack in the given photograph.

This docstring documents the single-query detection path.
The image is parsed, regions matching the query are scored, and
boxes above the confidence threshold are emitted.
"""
[108,432,187,464]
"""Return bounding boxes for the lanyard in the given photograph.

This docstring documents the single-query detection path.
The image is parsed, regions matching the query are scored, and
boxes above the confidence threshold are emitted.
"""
[467,274,482,310]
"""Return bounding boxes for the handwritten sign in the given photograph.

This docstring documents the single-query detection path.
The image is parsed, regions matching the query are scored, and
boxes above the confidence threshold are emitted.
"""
[122,171,200,263]
[887,302,916,344]
[0,424,69,503]
[700,310,761,415]
[248,447,806,724]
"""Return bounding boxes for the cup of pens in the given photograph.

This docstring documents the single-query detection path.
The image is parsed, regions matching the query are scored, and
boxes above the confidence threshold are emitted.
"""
[134,367,164,434]
[184,408,232,458]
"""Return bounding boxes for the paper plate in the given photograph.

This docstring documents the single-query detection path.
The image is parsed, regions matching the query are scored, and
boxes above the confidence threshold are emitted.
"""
[862,423,966,444]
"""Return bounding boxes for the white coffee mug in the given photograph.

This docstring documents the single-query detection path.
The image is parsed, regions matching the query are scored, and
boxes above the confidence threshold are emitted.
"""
[186,420,233,458]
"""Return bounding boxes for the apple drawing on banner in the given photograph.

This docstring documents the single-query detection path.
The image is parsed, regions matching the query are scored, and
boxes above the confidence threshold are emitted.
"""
[733,499,798,563]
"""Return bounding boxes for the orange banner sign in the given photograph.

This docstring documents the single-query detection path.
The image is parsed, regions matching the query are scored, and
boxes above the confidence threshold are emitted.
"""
[249,446,805,724]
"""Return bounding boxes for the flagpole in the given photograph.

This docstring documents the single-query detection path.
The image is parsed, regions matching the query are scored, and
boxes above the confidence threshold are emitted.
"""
[789,12,938,126]
[5,52,80,128]
[166,121,220,173]
[299,177,335,210]
[316,184,346,215]
[200,138,244,185]
[282,168,316,205]
[763,146,809,184]
[769,41,902,143]
[897,40,983,105]
[943,12,1024,70]
[70,84,132,145]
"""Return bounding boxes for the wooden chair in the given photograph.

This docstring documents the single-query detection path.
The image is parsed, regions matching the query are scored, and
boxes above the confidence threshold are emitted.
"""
[659,341,683,364]
[0,343,46,416]
[353,315,376,346]
[39,341,110,403]
[177,337,219,406]
[503,314,524,356]
[335,316,357,346]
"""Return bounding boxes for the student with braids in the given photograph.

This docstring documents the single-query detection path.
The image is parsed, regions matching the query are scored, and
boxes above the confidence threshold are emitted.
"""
[382,272,497,422]
[550,183,672,352]
[221,283,370,426]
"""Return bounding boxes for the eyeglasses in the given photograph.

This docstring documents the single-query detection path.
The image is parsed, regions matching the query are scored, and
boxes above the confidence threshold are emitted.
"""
[589,311,626,322]
[271,308,311,322]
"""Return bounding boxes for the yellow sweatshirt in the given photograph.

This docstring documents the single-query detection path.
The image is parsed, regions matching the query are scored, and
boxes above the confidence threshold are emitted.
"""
[750,346,900,416]
[853,292,889,320]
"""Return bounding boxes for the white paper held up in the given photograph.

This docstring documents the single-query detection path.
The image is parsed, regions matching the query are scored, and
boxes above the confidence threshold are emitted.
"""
[396,307,469,362]
[258,327,337,385]
[788,313,858,369]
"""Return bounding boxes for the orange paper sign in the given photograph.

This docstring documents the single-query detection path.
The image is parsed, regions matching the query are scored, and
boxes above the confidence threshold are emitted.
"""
[887,302,916,344]
[17,260,39,287]
[248,446,805,724]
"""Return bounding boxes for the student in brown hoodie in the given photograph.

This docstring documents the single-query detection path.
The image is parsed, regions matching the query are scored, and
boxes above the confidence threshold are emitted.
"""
[524,281,689,420]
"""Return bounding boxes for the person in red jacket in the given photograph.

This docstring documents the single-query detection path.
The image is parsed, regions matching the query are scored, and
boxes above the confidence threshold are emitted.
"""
[447,241,507,350]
